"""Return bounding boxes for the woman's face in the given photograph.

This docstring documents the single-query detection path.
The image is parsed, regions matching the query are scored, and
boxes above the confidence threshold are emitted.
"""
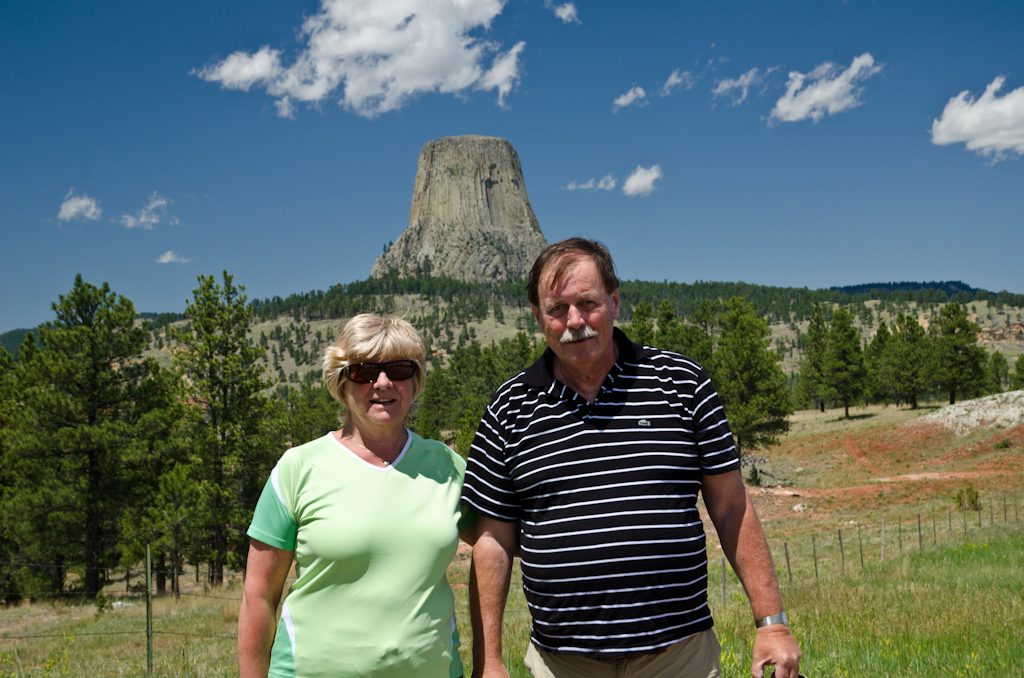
[343,357,416,435]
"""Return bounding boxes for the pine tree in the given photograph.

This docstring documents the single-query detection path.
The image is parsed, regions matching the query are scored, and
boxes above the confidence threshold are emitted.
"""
[985,351,1009,394]
[891,313,928,409]
[1012,356,1024,391]
[926,302,986,405]
[710,298,792,456]
[798,302,829,412]
[625,301,655,346]
[171,272,273,584]
[822,307,866,419]
[1,276,161,597]
[865,320,895,405]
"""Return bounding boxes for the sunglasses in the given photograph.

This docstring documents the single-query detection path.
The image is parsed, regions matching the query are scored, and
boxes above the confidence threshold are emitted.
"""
[342,360,418,384]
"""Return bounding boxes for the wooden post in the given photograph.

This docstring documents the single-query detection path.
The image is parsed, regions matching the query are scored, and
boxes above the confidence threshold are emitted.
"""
[784,542,792,585]
[880,520,885,562]
[146,545,153,676]
[989,497,994,526]
[917,513,922,550]
[898,519,902,557]
[858,524,864,570]
[977,499,982,527]
[1003,494,1007,522]
[932,508,937,545]
[812,534,818,582]
[721,557,727,606]
[838,529,845,575]
[948,505,952,532]
[962,505,967,536]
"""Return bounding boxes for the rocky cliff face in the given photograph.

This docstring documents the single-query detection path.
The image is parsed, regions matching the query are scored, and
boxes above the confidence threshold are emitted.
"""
[371,136,548,283]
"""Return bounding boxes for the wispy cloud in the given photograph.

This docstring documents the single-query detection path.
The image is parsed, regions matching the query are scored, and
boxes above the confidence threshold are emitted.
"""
[566,174,616,191]
[57,189,102,222]
[622,165,662,197]
[931,76,1024,162]
[194,0,526,119]
[121,192,174,230]
[156,251,191,264]
[660,69,696,96]
[544,0,579,23]
[613,86,647,112]
[712,67,774,106]
[769,53,882,124]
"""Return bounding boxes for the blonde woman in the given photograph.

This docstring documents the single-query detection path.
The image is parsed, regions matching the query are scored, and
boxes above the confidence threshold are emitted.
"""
[239,314,474,678]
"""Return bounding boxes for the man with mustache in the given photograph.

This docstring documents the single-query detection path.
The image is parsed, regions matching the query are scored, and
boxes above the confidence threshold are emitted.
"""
[462,238,801,678]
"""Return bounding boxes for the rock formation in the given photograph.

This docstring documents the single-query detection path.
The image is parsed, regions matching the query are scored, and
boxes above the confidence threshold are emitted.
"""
[370,136,548,283]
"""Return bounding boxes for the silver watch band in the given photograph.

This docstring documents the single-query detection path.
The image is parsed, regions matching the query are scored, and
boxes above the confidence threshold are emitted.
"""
[754,611,788,628]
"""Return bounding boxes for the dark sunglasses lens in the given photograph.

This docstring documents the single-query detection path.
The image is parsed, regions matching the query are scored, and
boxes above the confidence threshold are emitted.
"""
[347,364,380,383]
[346,361,416,383]
[383,361,416,380]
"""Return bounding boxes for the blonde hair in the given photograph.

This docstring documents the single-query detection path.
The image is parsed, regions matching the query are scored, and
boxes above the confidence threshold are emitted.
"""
[322,313,427,428]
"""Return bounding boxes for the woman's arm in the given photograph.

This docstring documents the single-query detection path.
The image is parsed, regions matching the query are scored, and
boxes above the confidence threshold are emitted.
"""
[238,539,295,678]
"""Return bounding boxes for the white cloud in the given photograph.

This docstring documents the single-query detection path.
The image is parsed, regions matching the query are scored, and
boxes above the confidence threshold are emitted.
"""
[156,251,191,264]
[194,0,526,119]
[57,189,102,222]
[661,69,696,96]
[622,165,662,197]
[931,76,1024,162]
[121,192,173,230]
[566,173,616,191]
[769,53,882,124]
[613,86,647,112]
[544,0,579,23]
[712,67,773,106]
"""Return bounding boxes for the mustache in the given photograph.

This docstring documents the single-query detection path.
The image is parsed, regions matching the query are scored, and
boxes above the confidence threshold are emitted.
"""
[559,325,599,344]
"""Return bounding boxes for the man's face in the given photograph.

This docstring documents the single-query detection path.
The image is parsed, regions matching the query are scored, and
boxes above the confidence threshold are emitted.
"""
[532,256,620,376]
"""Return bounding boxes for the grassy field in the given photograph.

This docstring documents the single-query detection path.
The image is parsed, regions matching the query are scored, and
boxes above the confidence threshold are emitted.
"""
[2,403,1021,676]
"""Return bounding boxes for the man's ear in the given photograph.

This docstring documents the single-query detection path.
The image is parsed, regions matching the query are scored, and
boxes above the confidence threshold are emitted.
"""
[611,290,621,320]
[531,304,542,327]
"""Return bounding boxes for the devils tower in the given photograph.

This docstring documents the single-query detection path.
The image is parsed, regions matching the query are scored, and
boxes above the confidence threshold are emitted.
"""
[370,136,548,283]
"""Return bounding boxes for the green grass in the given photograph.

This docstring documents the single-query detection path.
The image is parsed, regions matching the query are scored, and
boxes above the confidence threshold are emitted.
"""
[1,524,1020,676]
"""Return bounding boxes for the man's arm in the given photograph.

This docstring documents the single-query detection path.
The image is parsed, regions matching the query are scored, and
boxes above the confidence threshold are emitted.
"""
[702,470,802,678]
[469,514,520,678]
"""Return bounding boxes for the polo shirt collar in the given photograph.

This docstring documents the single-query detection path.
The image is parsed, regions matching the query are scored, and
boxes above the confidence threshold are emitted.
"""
[522,327,649,391]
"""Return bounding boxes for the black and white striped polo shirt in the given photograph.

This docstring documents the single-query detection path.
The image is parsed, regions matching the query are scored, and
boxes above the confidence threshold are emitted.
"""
[461,328,740,656]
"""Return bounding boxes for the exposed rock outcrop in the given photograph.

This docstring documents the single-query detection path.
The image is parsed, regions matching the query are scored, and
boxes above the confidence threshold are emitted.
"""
[371,136,548,283]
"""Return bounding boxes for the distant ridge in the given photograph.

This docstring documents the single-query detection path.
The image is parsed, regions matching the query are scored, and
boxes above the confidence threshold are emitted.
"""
[830,281,980,296]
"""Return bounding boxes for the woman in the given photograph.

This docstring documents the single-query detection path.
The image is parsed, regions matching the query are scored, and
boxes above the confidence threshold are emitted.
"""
[239,314,474,678]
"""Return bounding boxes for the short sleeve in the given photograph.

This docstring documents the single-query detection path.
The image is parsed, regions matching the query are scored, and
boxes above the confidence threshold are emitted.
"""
[690,365,741,475]
[247,465,298,550]
[461,402,522,522]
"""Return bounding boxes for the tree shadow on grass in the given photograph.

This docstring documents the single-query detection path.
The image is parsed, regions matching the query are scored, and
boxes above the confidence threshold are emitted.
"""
[832,413,877,422]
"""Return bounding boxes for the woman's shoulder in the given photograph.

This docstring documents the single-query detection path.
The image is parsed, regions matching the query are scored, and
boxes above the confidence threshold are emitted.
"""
[407,430,466,471]
[276,432,339,471]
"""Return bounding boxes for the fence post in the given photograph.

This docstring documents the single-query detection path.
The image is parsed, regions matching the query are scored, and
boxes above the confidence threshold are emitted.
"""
[838,529,845,575]
[948,505,952,532]
[146,544,153,676]
[1004,493,1007,523]
[932,508,937,545]
[880,520,885,562]
[917,513,922,550]
[784,542,792,585]
[962,505,967,536]
[977,498,982,527]
[721,557,726,606]
[857,524,864,570]
[812,534,818,582]
[989,497,994,526]
[898,519,902,557]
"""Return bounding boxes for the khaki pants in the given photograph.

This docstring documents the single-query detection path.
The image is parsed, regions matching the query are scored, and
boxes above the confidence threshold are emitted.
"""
[523,629,721,678]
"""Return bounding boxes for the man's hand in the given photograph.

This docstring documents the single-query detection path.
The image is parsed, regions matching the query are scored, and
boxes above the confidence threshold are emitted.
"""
[751,624,802,678]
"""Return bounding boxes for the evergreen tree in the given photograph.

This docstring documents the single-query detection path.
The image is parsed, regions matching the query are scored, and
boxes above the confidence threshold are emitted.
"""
[985,350,1009,394]
[1,276,160,597]
[653,300,713,365]
[171,272,273,584]
[1012,356,1024,391]
[865,320,896,405]
[797,302,829,412]
[710,298,792,456]
[925,302,986,405]
[891,313,929,409]
[822,307,866,419]
[625,301,655,346]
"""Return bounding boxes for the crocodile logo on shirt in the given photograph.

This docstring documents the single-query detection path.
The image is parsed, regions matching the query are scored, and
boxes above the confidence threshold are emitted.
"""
[638,419,651,427]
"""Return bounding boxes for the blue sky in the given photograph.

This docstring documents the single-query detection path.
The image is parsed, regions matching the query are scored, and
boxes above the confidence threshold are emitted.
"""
[3,0,1023,333]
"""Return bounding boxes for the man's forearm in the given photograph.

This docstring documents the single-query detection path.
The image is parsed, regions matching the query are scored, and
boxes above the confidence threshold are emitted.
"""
[469,530,515,677]
[715,490,784,618]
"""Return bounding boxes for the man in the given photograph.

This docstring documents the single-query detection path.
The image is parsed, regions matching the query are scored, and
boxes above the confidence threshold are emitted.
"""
[462,238,801,678]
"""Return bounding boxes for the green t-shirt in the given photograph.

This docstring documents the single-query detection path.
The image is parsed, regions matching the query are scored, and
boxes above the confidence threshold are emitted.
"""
[248,430,472,678]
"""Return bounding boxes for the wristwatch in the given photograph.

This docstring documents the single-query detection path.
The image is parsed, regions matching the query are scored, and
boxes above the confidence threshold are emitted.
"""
[754,611,788,628]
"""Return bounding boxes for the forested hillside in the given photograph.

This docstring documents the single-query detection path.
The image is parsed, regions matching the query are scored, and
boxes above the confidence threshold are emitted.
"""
[2,271,1022,602]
